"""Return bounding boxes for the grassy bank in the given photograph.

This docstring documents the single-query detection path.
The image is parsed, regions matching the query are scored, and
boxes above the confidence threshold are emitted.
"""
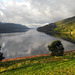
[0,51,75,75]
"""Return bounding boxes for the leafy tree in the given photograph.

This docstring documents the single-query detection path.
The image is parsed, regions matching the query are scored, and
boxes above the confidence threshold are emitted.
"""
[48,40,64,56]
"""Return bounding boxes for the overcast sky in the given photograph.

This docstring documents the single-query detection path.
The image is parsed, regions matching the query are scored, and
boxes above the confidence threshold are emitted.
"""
[0,0,75,28]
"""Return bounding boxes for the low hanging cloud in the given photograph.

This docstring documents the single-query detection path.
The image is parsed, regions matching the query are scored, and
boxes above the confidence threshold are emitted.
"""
[0,0,75,27]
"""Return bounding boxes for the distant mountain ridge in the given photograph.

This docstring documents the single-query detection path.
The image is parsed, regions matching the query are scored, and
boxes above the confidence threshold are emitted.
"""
[37,16,75,34]
[0,22,29,33]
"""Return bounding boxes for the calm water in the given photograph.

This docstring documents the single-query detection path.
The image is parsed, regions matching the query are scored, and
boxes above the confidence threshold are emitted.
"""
[0,29,75,59]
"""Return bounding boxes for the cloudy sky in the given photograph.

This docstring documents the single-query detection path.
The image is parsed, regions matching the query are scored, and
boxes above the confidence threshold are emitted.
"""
[0,0,75,28]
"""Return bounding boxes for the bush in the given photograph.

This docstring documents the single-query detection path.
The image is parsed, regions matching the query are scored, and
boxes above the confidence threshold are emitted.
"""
[48,40,64,56]
[0,52,4,61]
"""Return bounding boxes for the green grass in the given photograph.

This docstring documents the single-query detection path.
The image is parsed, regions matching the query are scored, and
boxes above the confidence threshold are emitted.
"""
[0,52,75,75]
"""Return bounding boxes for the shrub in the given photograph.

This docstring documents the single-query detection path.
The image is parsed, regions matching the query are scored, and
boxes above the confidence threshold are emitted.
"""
[48,40,64,56]
[0,52,4,61]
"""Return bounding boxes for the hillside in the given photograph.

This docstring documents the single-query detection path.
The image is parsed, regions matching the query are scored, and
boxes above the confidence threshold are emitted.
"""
[0,23,29,33]
[37,16,75,34]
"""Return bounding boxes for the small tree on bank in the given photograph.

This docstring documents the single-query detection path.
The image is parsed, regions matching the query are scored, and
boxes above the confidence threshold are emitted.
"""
[0,52,4,61]
[0,46,4,61]
[48,40,64,56]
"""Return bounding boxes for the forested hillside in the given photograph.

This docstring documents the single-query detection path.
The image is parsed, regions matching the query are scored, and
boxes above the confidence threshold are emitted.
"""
[54,16,75,33]
[37,16,75,34]
[0,23,29,33]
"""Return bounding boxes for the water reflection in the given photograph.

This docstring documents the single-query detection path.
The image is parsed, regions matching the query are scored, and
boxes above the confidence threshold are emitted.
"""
[0,29,75,59]
[53,33,75,44]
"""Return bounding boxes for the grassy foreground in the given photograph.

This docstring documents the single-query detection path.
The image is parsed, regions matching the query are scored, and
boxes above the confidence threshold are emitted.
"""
[0,52,75,75]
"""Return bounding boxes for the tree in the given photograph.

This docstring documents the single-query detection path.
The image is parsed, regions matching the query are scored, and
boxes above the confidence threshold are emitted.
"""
[0,52,4,61]
[48,40,64,56]
[0,46,5,61]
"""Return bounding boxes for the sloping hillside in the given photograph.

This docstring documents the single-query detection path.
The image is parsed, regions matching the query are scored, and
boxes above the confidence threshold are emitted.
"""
[0,23,29,33]
[37,23,56,33]
[37,16,75,34]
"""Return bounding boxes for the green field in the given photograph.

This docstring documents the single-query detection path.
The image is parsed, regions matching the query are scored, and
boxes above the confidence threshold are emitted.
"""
[0,51,75,75]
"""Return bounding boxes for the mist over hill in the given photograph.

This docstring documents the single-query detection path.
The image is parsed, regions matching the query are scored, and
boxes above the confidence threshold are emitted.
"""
[0,22,29,33]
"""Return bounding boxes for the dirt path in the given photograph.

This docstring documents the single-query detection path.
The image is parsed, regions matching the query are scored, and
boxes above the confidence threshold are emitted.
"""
[2,50,75,62]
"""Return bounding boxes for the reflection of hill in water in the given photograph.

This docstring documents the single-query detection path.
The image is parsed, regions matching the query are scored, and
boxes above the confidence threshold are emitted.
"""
[0,29,29,37]
[54,33,75,44]
[0,29,29,44]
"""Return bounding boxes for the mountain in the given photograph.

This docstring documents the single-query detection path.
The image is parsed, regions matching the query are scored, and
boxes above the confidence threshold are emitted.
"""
[0,22,29,33]
[37,16,75,34]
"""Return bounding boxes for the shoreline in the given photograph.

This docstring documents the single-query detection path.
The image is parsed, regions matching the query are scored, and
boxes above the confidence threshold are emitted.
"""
[2,50,75,62]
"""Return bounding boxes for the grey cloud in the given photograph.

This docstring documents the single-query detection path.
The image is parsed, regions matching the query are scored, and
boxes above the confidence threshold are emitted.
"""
[0,0,75,27]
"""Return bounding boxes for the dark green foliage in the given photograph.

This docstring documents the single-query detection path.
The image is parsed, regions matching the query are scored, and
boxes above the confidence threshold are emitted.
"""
[0,52,4,61]
[37,23,57,33]
[48,40,64,56]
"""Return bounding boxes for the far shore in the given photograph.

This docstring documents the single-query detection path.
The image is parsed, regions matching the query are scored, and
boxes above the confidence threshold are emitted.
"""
[2,50,75,62]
